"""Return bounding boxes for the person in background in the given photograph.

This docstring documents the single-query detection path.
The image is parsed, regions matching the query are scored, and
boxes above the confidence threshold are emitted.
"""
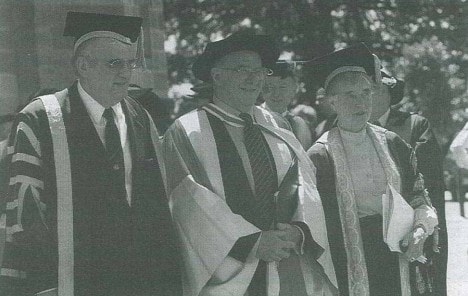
[307,43,439,296]
[127,84,174,134]
[261,61,314,150]
[0,12,181,296]
[173,82,213,118]
[163,31,338,296]
[314,87,337,140]
[370,69,448,295]
[290,104,318,142]
[450,121,468,169]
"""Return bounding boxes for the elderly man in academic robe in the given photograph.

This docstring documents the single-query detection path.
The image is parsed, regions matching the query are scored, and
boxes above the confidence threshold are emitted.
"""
[163,31,338,296]
[0,12,182,296]
[307,43,440,296]
[370,69,448,295]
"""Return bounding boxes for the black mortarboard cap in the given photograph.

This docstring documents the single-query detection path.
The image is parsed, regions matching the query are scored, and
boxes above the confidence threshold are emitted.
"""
[308,42,380,89]
[271,61,295,78]
[63,12,143,52]
[190,82,213,97]
[271,60,310,78]
[192,30,280,82]
[380,69,405,105]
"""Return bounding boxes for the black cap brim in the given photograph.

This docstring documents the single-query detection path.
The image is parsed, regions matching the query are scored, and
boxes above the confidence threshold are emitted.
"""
[307,42,377,88]
[63,11,143,43]
[192,31,280,82]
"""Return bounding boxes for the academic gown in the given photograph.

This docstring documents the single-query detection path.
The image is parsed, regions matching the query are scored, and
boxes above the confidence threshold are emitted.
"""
[260,103,313,150]
[385,109,447,296]
[308,125,439,296]
[163,104,338,296]
[0,81,182,296]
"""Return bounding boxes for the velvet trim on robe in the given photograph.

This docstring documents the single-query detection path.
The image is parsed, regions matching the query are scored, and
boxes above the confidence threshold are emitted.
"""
[163,105,337,296]
[1,81,182,296]
[385,109,447,296]
[308,124,439,296]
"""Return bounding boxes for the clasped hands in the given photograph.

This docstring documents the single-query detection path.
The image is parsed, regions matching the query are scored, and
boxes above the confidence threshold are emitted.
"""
[256,223,302,262]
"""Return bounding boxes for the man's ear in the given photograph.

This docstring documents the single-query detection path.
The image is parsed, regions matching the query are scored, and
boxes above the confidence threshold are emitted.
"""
[75,56,89,77]
[327,95,337,111]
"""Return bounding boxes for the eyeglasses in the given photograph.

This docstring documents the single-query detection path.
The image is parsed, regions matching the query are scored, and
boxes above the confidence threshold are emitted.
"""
[104,58,141,71]
[81,56,141,72]
[216,67,274,77]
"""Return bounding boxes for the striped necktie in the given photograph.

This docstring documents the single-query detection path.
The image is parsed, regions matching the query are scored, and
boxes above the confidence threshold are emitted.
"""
[238,113,278,223]
[371,120,382,127]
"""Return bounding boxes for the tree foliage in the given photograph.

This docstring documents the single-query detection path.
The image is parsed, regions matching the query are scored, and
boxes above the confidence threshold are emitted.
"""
[162,0,468,144]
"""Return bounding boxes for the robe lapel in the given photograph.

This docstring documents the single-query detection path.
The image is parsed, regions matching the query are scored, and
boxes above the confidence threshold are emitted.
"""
[121,98,146,163]
[66,82,107,161]
[66,83,129,210]
[121,98,167,209]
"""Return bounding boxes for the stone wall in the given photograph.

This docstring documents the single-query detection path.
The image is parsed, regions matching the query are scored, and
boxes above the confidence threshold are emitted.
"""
[0,0,168,116]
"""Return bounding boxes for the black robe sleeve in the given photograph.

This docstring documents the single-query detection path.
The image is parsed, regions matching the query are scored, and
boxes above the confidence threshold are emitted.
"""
[307,143,349,296]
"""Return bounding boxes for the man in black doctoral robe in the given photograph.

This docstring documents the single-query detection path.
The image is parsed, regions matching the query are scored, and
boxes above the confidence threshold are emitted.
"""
[370,69,448,295]
[0,12,182,296]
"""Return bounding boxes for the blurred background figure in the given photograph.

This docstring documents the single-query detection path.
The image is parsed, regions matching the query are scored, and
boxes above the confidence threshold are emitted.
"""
[261,61,314,150]
[173,82,212,119]
[448,121,468,217]
[314,87,337,140]
[128,84,174,134]
[370,68,448,295]
[290,104,318,141]
[449,121,468,169]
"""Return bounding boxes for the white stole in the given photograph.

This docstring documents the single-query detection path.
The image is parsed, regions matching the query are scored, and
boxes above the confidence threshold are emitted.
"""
[167,106,337,296]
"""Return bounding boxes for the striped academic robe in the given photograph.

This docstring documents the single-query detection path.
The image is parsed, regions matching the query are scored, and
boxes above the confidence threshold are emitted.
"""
[163,103,338,296]
[0,81,182,296]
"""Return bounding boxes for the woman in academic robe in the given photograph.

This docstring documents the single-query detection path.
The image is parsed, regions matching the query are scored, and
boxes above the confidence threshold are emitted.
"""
[307,43,439,296]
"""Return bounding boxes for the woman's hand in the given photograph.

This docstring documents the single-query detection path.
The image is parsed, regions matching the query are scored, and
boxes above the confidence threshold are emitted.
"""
[400,226,428,263]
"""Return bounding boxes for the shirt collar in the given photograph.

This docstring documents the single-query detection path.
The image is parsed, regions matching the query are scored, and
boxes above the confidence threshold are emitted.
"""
[204,98,264,129]
[212,96,254,117]
[261,102,289,117]
[78,80,123,124]
[339,125,368,144]
[378,108,391,127]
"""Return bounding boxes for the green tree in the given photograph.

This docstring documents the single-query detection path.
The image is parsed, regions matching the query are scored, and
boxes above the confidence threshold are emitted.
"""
[162,0,468,143]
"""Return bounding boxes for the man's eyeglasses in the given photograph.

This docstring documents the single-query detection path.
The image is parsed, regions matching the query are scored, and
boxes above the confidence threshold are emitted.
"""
[104,58,141,71]
[216,67,274,77]
[82,56,141,71]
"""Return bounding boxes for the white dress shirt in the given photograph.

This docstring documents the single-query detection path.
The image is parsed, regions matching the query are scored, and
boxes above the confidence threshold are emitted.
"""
[340,128,388,217]
[78,81,133,205]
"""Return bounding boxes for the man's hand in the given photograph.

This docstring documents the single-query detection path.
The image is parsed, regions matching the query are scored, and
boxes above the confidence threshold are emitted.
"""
[276,223,302,246]
[400,227,428,263]
[256,230,296,262]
